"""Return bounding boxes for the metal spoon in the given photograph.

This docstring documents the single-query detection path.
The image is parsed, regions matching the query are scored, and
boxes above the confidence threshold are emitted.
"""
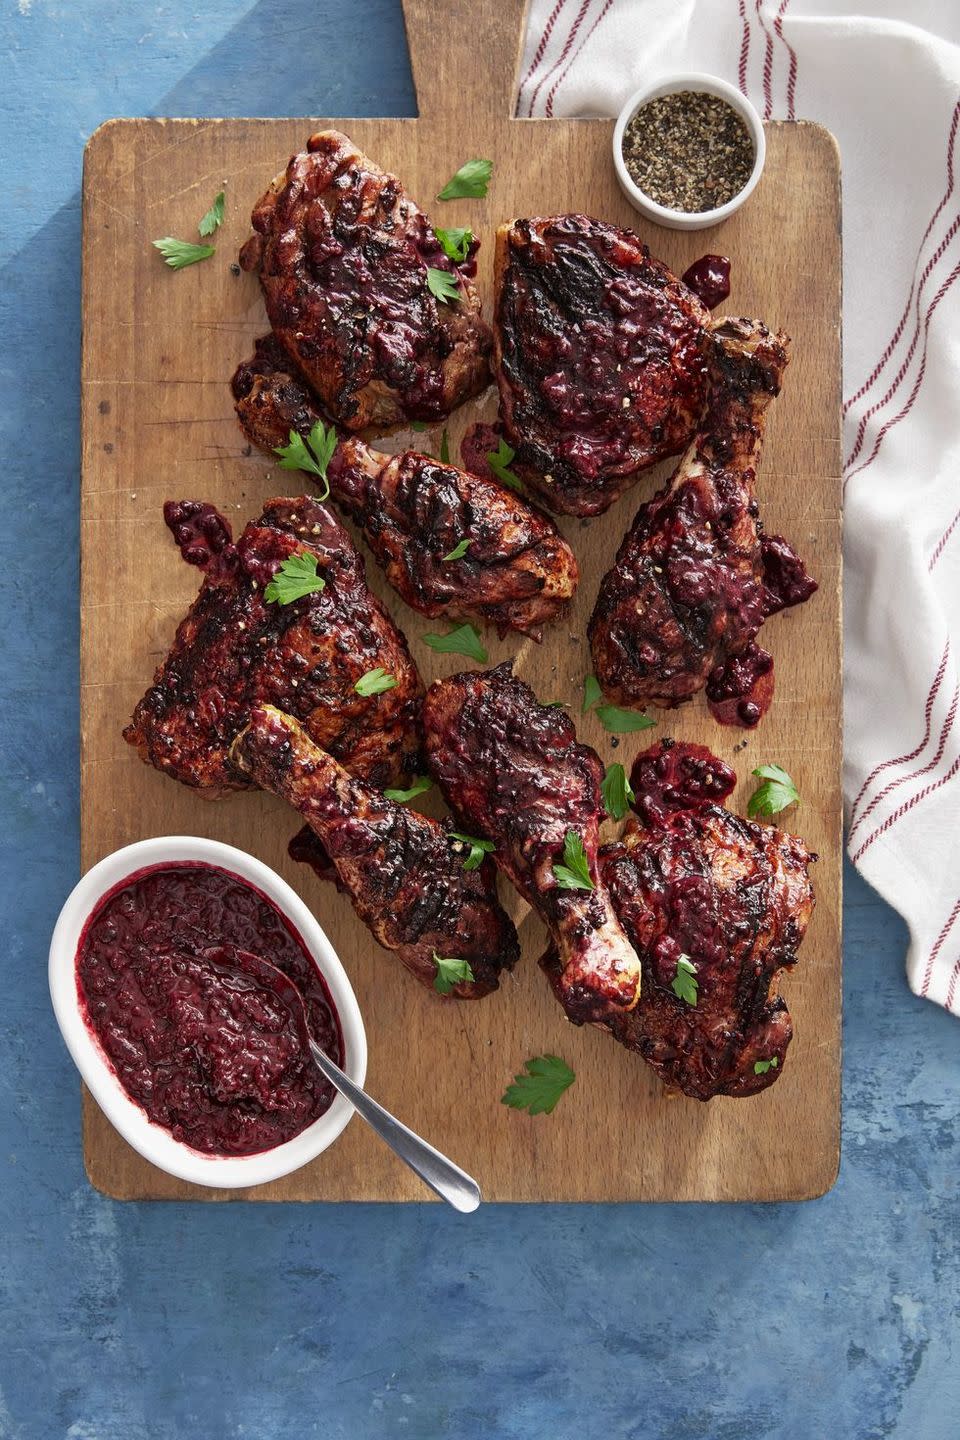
[227,947,481,1213]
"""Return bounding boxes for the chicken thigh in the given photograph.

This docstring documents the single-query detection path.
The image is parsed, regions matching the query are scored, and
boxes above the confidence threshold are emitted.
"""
[124,497,422,793]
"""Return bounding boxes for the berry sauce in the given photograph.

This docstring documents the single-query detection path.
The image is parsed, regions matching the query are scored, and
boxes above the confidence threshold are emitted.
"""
[76,862,342,1157]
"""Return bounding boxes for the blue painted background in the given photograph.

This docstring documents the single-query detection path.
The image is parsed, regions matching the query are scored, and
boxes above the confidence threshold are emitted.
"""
[1,2,957,1436]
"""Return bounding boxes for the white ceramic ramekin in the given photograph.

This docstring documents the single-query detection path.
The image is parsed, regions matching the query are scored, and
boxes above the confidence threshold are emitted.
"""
[613,72,766,231]
[49,836,367,1190]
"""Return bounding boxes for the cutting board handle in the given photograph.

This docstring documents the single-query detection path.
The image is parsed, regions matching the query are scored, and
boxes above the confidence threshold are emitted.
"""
[401,0,529,122]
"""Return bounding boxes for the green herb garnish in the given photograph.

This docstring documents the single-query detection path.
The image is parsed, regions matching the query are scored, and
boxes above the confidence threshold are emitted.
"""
[274,421,337,502]
[354,667,397,697]
[437,159,493,201]
[754,1056,779,1075]
[595,705,656,735]
[263,551,325,606]
[671,954,698,1007]
[432,952,476,996]
[450,831,495,871]
[747,764,800,818]
[486,438,524,492]
[197,190,225,237]
[501,1054,575,1116]
[152,237,216,270]
[435,226,473,262]
[383,775,433,804]
[601,763,635,822]
[426,267,460,305]
[582,675,603,714]
[422,623,488,664]
[410,420,428,432]
[552,830,594,891]
[442,538,472,563]
[439,428,451,465]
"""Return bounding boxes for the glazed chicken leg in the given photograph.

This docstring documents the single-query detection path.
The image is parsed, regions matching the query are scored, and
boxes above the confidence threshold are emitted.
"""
[542,739,815,1098]
[232,335,579,638]
[589,318,817,727]
[124,496,422,793]
[231,707,519,998]
[422,663,641,1022]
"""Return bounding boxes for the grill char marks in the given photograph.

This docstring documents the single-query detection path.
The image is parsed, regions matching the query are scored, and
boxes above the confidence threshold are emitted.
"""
[124,496,423,794]
[231,334,580,639]
[493,214,712,516]
[557,739,815,1099]
[239,130,491,429]
[231,706,519,999]
[589,317,816,727]
[422,663,642,1023]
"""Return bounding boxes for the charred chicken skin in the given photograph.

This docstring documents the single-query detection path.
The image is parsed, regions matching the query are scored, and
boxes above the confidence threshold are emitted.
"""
[124,497,422,794]
[239,131,491,429]
[231,335,579,638]
[589,318,817,728]
[543,739,814,1099]
[493,214,712,516]
[230,707,519,998]
[422,663,642,1022]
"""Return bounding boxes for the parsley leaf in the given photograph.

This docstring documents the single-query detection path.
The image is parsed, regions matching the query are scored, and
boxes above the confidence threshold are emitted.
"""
[601,763,635,822]
[410,420,428,432]
[435,225,473,262]
[432,952,475,996]
[552,830,594,891]
[426,267,460,305]
[383,775,433,804]
[582,674,603,714]
[274,421,337,502]
[502,1054,575,1116]
[754,1056,779,1075]
[198,190,225,237]
[486,438,524,491]
[595,705,656,735]
[152,237,216,270]
[450,831,495,871]
[671,954,698,1006]
[263,551,326,605]
[422,623,488,664]
[439,428,451,465]
[442,537,472,563]
[747,764,800,818]
[354,667,397,697]
[437,158,493,201]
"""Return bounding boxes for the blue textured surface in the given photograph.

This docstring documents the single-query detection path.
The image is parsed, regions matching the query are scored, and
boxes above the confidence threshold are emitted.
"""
[2,3,957,1436]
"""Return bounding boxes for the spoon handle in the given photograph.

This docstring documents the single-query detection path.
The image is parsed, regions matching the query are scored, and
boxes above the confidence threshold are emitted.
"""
[308,1040,481,1213]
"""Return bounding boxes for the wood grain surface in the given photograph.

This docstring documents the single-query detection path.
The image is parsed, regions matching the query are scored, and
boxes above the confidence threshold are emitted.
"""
[79,0,842,1202]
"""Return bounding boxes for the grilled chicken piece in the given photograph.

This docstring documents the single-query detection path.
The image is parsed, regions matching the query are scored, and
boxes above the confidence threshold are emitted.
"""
[493,214,712,516]
[589,318,817,728]
[239,131,491,429]
[232,335,579,638]
[124,497,422,794]
[554,739,814,1099]
[231,707,519,998]
[422,663,641,1022]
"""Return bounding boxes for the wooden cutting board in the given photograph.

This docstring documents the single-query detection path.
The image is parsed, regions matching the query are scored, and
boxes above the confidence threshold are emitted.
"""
[79,0,842,1202]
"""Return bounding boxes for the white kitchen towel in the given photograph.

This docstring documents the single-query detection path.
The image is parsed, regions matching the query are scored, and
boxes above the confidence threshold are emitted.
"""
[518,0,960,1012]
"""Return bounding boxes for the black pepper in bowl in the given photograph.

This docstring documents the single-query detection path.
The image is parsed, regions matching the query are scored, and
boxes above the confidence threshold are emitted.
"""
[621,91,755,213]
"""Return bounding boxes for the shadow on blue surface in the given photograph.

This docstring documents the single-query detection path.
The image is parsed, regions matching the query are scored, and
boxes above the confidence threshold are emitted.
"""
[1,3,957,1438]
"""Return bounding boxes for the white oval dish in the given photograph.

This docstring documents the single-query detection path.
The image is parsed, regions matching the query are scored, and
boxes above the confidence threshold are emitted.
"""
[613,72,766,231]
[49,835,367,1190]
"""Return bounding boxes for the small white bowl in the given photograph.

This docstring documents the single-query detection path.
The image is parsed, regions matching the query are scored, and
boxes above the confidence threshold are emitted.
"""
[613,73,766,231]
[49,836,367,1190]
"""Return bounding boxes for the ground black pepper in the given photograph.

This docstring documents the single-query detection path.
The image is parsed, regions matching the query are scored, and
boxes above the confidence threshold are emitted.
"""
[621,91,754,213]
